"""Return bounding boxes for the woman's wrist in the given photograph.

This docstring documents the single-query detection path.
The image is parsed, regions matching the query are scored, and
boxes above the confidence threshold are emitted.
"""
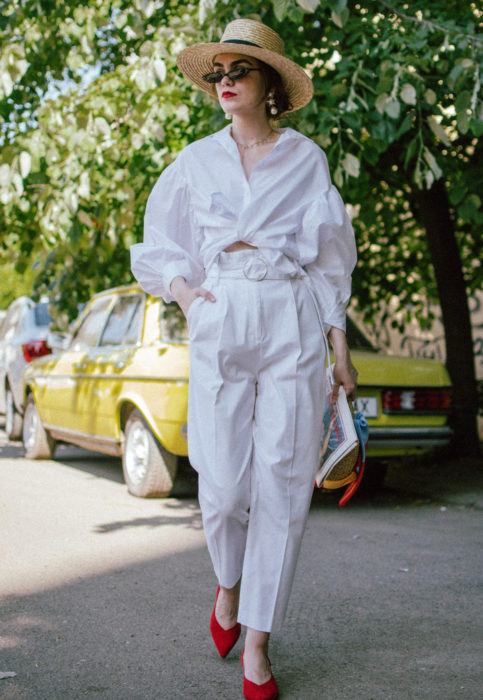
[169,276,194,315]
[328,325,358,400]
[328,326,349,363]
[170,276,189,301]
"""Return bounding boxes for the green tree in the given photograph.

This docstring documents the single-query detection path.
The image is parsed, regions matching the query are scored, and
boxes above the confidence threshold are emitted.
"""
[0,0,481,454]
[205,1,482,455]
[0,0,208,322]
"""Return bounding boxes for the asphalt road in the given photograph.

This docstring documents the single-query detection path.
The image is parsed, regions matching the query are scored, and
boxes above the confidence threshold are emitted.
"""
[1,427,482,700]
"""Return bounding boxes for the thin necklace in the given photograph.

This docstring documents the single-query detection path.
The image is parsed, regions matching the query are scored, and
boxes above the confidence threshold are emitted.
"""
[231,129,278,151]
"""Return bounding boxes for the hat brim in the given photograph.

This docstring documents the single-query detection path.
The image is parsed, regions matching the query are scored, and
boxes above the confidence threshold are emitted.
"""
[176,43,313,113]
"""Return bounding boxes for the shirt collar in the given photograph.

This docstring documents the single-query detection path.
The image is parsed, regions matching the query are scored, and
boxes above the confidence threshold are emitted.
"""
[212,124,295,156]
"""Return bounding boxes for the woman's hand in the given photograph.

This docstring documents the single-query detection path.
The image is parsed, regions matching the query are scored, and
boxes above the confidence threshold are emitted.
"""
[332,358,358,403]
[170,276,216,317]
[328,326,358,403]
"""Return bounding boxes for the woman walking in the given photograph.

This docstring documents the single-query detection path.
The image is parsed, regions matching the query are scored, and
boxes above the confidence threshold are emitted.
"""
[131,18,357,699]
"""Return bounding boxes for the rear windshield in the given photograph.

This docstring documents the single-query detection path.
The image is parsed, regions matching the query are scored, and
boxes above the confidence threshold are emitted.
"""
[34,302,52,327]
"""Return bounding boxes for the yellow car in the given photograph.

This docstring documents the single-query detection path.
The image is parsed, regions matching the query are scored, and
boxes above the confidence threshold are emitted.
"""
[22,284,452,497]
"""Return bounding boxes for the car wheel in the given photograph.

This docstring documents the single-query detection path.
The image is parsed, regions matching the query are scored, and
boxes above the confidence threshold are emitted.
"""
[22,395,56,459]
[123,409,178,498]
[5,388,23,441]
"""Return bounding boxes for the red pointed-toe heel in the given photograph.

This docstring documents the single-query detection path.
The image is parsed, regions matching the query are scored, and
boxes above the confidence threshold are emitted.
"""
[241,649,279,700]
[210,586,241,658]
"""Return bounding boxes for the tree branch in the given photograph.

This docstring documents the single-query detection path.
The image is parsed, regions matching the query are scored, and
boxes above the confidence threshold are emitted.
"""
[378,0,483,44]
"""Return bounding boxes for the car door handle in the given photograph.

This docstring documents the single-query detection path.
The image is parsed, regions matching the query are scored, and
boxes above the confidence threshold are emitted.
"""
[73,362,87,371]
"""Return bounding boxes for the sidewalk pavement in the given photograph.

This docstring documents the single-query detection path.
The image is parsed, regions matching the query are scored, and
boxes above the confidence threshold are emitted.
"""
[382,450,483,510]
[0,440,482,699]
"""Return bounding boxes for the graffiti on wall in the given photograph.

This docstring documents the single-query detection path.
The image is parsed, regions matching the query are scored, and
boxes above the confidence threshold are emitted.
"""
[355,292,483,380]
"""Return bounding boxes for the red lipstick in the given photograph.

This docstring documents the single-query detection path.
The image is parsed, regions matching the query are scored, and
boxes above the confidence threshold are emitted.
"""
[222,91,236,98]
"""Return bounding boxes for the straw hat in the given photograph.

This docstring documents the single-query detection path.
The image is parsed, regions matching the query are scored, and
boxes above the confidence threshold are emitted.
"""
[176,19,313,113]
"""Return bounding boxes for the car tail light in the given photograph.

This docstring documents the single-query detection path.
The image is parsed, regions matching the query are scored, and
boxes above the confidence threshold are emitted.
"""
[22,339,52,363]
[382,388,452,414]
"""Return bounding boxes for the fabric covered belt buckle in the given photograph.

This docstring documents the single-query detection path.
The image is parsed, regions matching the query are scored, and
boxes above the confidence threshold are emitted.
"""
[243,256,268,281]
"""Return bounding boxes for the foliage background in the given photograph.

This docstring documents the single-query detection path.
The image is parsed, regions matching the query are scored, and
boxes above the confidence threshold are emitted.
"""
[0,0,481,324]
[0,0,481,450]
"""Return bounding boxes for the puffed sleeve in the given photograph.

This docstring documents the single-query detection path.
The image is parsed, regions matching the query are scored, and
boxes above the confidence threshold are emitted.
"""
[130,154,204,302]
[300,152,357,334]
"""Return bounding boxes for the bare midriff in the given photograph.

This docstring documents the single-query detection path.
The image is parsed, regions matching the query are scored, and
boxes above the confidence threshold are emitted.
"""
[224,241,259,253]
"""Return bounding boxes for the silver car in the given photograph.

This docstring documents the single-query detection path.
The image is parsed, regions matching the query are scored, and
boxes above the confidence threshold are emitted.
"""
[0,297,52,439]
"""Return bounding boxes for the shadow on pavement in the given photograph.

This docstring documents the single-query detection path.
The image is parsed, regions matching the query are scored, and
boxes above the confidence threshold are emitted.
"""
[0,440,24,459]
[0,430,198,498]
[2,421,481,509]
[1,426,482,698]
[92,501,203,535]
[54,452,198,499]
[312,452,483,511]
[1,503,482,699]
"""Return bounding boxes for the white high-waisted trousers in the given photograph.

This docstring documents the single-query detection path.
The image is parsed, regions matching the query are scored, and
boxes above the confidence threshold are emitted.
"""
[187,250,326,632]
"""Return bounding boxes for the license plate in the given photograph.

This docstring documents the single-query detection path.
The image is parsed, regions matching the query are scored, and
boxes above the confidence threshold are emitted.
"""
[353,396,378,418]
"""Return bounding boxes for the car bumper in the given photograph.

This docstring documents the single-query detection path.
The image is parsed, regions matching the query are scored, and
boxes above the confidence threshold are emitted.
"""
[367,426,453,449]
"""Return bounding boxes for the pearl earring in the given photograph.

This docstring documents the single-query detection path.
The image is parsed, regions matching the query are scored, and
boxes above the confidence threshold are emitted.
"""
[267,91,278,116]
[225,112,232,120]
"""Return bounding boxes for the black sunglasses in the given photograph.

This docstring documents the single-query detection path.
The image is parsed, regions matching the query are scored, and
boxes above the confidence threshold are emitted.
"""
[202,66,261,84]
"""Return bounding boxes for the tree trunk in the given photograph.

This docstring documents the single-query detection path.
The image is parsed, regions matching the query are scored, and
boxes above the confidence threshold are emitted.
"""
[411,180,480,457]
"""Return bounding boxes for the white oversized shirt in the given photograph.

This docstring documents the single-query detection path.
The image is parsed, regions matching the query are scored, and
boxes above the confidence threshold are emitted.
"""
[130,125,357,332]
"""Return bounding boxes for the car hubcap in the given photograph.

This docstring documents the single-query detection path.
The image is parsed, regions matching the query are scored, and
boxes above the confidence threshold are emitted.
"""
[125,420,149,485]
[23,404,37,452]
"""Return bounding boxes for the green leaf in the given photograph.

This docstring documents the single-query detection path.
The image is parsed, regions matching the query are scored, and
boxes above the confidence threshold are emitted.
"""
[385,99,400,119]
[455,90,471,114]
[363,146,379,166]
[287,5,305,22]
[15,259,28,274]
[328,0,347,12]
[449,184,467,206]
[423,148,442,180]
[152,59,166,82]
[458,194,481,223]
[400,83,417,105]
[375,93,390,114]
[424,168,434,189]
[330,84,348,99]
[272,0,290,21]
[396,112,414,139]
[1,70,13,97]
[470,118,483,138]
[78,210,94,227]
[333,166,343,188]
[448,63,465,87]
[342,153,360,178]
[296,0,320,11]
[331,9,349,27]
[427,116,450,146]
[20,151,32,179]
[454,89,472,132]
[457,110,471,134]
[377,75,393,96]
